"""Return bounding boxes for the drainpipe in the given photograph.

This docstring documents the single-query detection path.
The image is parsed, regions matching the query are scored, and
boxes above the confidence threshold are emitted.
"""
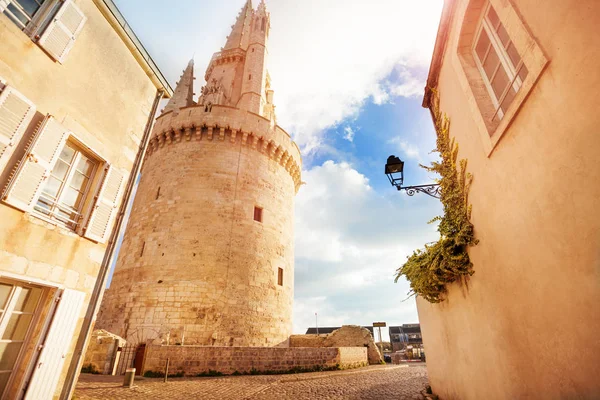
[60,89,165,399]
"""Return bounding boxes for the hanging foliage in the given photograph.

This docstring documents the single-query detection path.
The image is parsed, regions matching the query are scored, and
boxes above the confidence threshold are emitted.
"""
[395,91,478,303]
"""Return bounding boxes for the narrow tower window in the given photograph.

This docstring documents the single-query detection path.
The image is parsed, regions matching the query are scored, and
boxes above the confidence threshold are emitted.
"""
[140,241,146,257]
[278,268,283,286]
[156,186,161,200]
[254,206,263,222]
[248,74,252,81]
[261,17,266,31]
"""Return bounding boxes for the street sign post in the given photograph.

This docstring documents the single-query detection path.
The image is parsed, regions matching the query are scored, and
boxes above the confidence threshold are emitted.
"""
[372,322,387,357]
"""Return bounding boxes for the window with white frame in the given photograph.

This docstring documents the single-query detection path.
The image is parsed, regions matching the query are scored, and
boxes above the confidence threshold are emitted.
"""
[2,115,126,243]
[1,0,87,63]
[33,141,99,230]
[473,1,528,122]
[2,0,50,31]
[0,281,43,394]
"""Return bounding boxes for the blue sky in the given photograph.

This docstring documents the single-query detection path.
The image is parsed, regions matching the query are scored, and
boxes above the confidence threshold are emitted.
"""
[111,0,444,340]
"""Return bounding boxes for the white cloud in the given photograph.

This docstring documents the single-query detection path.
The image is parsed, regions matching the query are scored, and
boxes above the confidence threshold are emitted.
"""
[387,136,421,161]
[343,126,355,142]
[267,0,444,154]
[386,66,426,99]
[294,161,442,335]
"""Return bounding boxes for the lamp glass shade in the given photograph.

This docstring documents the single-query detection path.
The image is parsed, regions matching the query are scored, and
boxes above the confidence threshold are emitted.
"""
[385,155,404,175]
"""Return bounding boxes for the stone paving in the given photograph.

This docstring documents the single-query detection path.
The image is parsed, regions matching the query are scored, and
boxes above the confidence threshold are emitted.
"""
[74,364,429,400]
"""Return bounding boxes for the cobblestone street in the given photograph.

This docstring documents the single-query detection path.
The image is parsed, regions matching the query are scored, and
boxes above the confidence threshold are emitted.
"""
[74,364,429,400]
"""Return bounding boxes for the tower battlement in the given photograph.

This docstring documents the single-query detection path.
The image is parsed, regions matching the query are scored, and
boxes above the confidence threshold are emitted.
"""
[148,105,302,192]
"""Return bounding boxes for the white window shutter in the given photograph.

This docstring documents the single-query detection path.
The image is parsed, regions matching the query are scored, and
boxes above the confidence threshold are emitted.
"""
[38,0,87,63]
[2,116,68,212]
[0,1,11,13]
[24,289,85,400]
[0,85,37,174]
[84,166,125,243]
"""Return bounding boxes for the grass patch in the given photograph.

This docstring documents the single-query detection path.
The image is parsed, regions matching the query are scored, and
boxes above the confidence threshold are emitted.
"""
[196,370,223,377]
[143,370,184,378]
[81,364,100,375]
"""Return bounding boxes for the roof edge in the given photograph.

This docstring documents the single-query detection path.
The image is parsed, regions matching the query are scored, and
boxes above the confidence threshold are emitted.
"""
[92,0,173,98]
[422,0,458,109]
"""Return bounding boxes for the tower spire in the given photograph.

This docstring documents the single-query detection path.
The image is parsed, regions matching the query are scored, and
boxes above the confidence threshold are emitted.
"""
[224,0,253,50]
[257,0,266,12]
[163,58,195,115]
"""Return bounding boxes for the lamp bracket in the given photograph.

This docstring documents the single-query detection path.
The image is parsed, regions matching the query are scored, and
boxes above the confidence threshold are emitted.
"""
[394,183,441,199]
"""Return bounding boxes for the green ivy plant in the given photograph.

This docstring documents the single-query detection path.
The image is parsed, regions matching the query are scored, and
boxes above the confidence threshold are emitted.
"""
[395,91,478,303]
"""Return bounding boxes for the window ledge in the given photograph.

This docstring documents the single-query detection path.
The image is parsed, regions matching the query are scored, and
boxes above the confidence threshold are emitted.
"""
[24,211,81,238]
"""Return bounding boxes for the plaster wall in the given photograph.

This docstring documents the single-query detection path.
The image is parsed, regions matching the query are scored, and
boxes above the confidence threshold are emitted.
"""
[417,0,600,399]
[97,106,300,347]
[0,1,158,397]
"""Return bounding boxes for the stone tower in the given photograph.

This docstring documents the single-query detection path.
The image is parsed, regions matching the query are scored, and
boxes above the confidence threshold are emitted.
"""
[97,0,302,347]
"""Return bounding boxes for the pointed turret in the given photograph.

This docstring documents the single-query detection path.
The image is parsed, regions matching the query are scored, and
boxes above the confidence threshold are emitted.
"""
[224,0,253,50]
[254,0,269,34]
[201,0,274,117]
[163,59,195,115]
[257,0,267,14]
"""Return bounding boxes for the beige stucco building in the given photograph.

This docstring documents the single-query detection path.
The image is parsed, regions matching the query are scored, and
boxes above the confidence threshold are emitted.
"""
[418,0,600,398]
[97,0,302,348]
[0,0,171,398]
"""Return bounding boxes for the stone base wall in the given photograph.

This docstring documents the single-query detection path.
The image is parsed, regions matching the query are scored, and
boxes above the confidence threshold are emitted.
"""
[142,345,367,376]
[288,334,326,348]
[337,347,369,367]
[82,330,126,375]
[289,325,383,365]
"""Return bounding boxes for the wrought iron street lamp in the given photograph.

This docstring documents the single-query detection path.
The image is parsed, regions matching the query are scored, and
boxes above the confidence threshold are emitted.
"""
[385,155,441,199]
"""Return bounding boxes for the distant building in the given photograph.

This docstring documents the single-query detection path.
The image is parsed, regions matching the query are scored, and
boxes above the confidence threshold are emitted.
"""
[306,326,375,336]
[389,324,422,352]
[0,0,171,398]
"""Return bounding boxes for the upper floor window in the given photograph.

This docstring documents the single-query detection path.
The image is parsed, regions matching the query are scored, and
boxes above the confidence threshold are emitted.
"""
[34,141,98,230]
[473,2,528,122]
[0,0,57,33]
[1,0,87,64]
[3,0,49,30]
[456,0,548,154]
[1,113,126,243]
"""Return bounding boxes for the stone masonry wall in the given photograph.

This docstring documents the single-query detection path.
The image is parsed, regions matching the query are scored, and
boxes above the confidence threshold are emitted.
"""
[142,345,367,376]
[82,330,126,375]
[289,326,383,365]
[288,335,326,348]
[337,347,369,367]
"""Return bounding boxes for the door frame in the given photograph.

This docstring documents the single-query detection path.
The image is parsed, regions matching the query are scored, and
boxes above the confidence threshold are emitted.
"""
[0,272,63,400]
